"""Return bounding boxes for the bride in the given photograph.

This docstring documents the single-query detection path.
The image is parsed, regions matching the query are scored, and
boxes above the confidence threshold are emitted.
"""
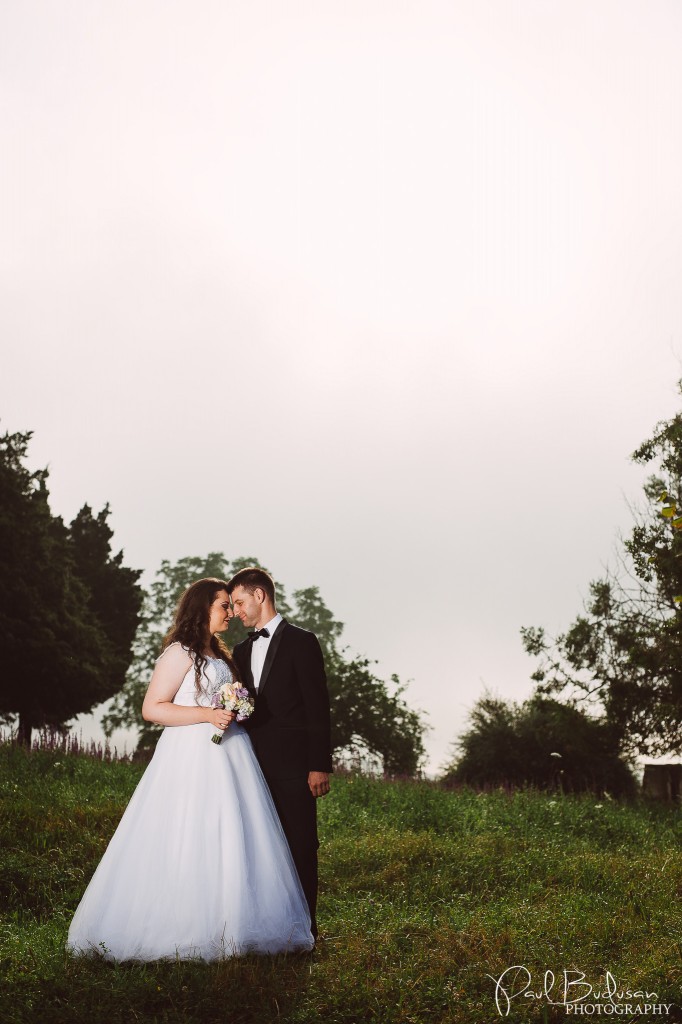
[66,578,314,961]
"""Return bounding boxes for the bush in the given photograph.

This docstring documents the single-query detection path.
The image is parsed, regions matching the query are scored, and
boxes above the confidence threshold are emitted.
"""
[442,693,637,797]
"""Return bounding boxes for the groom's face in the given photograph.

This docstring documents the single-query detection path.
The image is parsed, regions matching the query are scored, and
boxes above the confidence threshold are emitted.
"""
[231,585,262,628]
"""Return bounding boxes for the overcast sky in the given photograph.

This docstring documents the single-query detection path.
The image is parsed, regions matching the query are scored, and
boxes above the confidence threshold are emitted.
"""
[2,0,682,772]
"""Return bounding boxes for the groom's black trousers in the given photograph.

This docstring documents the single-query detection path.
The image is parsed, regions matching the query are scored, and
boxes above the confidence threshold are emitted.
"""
[263,774,319,937]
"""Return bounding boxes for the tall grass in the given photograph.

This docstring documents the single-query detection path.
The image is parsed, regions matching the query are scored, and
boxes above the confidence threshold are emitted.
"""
[1,741,680,1023]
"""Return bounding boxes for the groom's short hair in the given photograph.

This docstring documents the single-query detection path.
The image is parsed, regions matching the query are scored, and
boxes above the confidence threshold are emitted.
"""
[227,567,276,606]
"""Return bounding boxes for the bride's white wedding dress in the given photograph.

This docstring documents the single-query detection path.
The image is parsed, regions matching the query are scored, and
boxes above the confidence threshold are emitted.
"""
[66,647,314,960]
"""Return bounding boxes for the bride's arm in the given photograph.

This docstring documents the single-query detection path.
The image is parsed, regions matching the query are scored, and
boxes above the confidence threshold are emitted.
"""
[141,644,232,730]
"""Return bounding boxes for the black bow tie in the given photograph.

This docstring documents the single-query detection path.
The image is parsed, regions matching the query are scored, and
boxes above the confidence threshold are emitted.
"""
[246,628,270,643]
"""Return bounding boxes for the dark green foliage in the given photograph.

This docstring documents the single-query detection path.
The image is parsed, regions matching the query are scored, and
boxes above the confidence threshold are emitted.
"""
[68,505,142,697]
[0,430,142,744]
[523,393,682,757]
[441,693,636,796]
[286,585,343,661]
[327,655,426,776]
[1,743,679,1024]
[103,555,426,774]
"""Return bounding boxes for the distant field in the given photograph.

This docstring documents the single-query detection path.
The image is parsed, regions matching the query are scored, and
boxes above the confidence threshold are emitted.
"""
[1,742,680,1024]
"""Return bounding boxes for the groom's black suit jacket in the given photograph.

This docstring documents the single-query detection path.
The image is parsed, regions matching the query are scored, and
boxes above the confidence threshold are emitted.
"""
[233,619,333,780]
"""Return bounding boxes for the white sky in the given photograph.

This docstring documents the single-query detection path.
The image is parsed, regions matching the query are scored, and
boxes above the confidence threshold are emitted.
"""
[2,0,682,771]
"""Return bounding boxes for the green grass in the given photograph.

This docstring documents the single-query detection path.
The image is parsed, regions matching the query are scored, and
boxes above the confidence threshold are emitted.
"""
[1,743,680,1024]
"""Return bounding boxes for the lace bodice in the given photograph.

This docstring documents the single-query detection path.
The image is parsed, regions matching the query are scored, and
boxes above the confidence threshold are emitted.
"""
[171,650,234,707]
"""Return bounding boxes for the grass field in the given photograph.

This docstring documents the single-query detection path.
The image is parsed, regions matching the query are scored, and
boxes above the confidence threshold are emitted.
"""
[1,741,680,1024]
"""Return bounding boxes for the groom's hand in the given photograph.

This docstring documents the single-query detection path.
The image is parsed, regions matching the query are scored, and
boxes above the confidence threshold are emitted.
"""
[308,771,330,798]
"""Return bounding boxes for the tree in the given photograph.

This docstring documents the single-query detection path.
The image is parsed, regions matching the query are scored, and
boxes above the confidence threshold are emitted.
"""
[0,429,143,744]
[69,504,142,696]
[104,555,426,774]
[522,394,682,757]
[326,654,426,776]
[441,692,636,797]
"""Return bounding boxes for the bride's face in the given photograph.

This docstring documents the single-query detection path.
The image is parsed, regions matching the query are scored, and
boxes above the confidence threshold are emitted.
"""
[208,589,233,635]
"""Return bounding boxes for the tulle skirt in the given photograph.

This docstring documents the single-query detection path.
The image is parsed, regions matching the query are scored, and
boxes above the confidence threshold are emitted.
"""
[66,721,314,960]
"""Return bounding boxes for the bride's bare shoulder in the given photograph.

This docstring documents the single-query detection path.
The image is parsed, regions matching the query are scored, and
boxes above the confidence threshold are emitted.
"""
[156,642,193,667]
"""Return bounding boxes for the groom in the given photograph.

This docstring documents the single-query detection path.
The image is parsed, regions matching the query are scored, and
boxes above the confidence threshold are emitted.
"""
[227,566,332,939]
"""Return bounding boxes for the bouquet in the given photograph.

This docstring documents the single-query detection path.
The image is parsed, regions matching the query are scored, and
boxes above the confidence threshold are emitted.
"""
[210,682,254,744]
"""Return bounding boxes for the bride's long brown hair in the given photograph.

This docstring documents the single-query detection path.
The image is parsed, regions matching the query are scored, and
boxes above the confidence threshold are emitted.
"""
[162,578,240,693]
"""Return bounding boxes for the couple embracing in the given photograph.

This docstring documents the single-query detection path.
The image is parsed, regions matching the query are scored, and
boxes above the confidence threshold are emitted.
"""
[67,567,333,960]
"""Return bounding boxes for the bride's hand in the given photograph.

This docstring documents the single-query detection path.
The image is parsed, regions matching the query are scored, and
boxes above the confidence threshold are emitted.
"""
[208,708,235,730]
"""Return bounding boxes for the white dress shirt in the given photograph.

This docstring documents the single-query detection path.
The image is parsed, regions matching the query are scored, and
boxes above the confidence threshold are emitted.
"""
[251,613,283,692]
